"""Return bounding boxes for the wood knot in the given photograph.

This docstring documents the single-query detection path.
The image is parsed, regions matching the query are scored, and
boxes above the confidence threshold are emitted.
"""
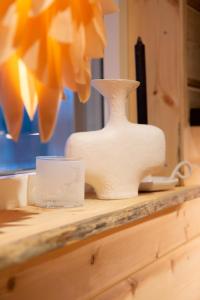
[153,90,158,95]
[155,250,159,259]
[90,250,99,265]
[7,277,16,292]
[90,247,100,265]
[90,254,96,265]
[163,94,175,107]
[168,0,179,7]
[128,278,138,295]
[170,259,175,273]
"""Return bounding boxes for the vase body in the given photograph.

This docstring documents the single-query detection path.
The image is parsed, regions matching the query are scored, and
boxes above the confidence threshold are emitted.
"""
[65,79,166,199]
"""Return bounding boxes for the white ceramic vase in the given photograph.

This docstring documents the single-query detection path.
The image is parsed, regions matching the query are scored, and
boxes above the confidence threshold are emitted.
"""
[65,79,166,199]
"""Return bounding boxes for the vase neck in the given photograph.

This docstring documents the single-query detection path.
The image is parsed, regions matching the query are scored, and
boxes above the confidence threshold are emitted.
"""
[106,93,128,126]
[91,79,140,127]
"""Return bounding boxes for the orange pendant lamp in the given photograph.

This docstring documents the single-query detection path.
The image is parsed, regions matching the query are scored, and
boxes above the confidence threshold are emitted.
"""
[0,0,118,142]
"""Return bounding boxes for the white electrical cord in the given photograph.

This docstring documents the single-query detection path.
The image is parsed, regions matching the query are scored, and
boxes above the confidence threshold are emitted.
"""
[169,160,192,180]
[139,160,193,192]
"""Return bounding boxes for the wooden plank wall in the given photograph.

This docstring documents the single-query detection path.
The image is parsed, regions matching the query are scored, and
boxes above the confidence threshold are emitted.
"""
[184,2,200,185]
[187,6,200,81]
[1,198,200,299]
[97,237,200,300]
[127,0,184,176]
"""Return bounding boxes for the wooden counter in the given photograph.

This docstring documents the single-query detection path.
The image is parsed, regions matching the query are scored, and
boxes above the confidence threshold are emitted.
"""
[1,186,200,299]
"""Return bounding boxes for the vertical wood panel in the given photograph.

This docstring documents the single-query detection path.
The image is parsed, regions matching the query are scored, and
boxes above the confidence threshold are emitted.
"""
[127,0,184,175]
[183,3,200,185]
[187,6,200,81]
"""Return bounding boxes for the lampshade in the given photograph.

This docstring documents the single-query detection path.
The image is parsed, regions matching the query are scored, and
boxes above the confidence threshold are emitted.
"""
[0,0,118,142]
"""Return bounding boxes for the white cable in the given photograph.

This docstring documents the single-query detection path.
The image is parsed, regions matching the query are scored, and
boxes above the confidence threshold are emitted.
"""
[170,160,193,180]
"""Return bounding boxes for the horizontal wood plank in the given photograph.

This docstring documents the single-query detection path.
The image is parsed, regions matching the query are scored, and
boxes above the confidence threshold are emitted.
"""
[188,78,200,89]
[1,197,200,299]
[0,186,200,272]
[96,232,200,300]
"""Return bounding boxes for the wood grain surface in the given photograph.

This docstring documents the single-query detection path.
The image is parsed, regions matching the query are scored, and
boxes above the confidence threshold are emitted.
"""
[0,186,200,273]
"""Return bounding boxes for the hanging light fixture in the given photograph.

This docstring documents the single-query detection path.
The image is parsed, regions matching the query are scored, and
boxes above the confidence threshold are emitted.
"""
[0,0,118,142]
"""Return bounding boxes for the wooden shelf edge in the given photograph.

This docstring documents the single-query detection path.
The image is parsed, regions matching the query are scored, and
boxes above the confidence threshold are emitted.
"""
[0,186,200,272]
[188,78,200,90]
[187,0,200,12]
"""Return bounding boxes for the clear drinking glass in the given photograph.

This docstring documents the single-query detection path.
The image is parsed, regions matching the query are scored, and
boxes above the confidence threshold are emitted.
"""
[34,156,85,208]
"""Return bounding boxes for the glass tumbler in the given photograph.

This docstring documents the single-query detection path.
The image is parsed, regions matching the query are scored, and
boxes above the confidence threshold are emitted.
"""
[35,156,85,208]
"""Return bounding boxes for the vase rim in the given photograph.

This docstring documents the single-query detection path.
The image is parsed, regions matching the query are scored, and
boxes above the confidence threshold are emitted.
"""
[91,79,140,95]
[91,79,140,89]
[92,79,139,84]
